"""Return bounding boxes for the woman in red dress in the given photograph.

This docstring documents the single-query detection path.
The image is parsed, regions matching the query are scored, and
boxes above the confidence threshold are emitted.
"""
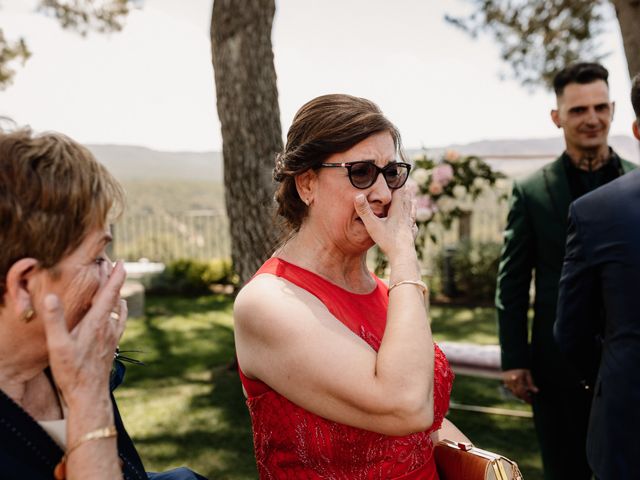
[234,94,468,479]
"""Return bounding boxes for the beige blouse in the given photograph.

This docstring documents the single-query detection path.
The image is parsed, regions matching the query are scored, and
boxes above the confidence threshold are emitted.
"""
[38,386,68,449]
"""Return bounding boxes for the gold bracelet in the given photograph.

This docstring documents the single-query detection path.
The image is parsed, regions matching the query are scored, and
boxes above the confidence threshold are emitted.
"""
[54,425,117,480]
[388,279,429,298]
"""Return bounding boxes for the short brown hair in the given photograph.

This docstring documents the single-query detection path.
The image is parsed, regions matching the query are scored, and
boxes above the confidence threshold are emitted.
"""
[632,74,640,122]
[273,94,404,236]
[0,128,124,301]
[553,62,609,97]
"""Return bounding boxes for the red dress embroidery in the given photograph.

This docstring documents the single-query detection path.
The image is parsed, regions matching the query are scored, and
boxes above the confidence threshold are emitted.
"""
[238,258,454,479]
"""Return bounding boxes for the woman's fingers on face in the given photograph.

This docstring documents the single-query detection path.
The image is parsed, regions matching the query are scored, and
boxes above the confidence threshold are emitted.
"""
[389,187,414,223]
[89,261,126,322]
[106,261,126,294]
[98,260,126,298]
[354,194,381,233]
[114,299,128,340]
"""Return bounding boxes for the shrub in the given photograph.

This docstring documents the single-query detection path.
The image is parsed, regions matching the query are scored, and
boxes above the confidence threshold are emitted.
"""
[148,258,235,295]
[435,240,502,303]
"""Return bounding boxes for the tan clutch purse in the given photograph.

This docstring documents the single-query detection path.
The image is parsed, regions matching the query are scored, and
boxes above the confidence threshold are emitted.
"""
[434,440,523,480]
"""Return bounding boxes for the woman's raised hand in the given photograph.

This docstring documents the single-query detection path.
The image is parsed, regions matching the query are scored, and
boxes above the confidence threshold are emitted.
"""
[40,261,128,407]
[354,187,417,260]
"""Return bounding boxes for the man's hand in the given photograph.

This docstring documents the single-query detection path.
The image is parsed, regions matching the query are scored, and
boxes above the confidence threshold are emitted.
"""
[503,368,539,404]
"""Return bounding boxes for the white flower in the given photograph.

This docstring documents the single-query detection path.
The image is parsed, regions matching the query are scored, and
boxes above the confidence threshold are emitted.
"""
[416,208,434,222]
[437,196,456,213]
[495,178,510,191]
[452,185,467,198]
[411,167,430,185]
[473,177,487,189]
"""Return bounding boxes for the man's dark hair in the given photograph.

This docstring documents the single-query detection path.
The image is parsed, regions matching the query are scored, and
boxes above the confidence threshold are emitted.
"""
[631,74,640,121]
[553,62,609,96]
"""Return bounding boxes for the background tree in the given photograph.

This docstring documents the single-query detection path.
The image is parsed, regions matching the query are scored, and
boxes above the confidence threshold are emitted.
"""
[447,0,640,88]
[0,0,129,89]
[210,0,282,286]
[2,0,280,286]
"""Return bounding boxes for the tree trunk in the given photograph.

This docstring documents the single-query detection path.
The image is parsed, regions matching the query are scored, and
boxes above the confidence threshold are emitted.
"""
[610,0,640,78]
[210,0,283,286]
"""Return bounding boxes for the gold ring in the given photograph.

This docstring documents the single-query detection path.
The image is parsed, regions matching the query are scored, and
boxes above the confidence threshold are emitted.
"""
[110,311,120,321]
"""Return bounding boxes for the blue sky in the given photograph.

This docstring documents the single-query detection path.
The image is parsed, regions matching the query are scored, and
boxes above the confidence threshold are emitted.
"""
[0,0,635,151]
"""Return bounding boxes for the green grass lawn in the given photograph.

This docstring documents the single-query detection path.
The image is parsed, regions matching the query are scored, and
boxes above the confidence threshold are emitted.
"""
[116,295,542,479]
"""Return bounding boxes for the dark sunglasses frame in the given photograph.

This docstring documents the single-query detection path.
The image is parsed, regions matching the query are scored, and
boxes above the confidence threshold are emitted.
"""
[318,161,412,190]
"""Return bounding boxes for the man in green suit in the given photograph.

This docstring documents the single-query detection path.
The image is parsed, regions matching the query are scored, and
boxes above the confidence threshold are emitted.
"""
[496,62,636,480]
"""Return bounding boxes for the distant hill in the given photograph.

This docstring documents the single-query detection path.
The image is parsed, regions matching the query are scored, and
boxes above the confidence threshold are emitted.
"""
[418,135,639,163]
[89,135,639,182]
[87,145,223,182]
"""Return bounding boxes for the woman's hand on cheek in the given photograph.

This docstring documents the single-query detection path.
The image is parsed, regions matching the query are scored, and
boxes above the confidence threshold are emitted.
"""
[354,189,416,259]
[41,261,128,407]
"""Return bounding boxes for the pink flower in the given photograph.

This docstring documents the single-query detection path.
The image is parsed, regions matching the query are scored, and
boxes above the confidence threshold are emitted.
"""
[432,163,454,186]
[428,181,443,196]
[415,195,436,222]
[411,168,430,185]
[416,194,435,210]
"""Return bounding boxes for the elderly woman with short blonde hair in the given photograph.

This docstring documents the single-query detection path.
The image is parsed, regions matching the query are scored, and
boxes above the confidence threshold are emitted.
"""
[0,128,205,480]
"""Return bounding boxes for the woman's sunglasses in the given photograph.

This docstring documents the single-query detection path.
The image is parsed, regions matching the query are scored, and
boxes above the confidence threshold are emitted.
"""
[318,161,412,190]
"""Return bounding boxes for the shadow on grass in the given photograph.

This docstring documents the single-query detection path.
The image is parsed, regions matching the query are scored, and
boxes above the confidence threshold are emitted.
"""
[122,295,236,385]
[120,293,257,479]
[133,368,257,479]
[144,294,234,318]
[431,306,499,344]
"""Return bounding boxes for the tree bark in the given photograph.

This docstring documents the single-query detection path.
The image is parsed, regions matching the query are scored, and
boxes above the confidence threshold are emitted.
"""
[610,0,640,78]
[210,0,282,285]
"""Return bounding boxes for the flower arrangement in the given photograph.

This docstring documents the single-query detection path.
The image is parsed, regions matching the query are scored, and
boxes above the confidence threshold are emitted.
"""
[408,150,506,234]
[374,150,506,275]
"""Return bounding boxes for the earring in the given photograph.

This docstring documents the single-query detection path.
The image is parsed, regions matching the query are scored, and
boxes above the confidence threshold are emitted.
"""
[22,307,35,323]
[303,198,310,206]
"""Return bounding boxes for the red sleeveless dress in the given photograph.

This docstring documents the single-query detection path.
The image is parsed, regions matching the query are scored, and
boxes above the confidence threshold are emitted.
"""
[238,257,454,479]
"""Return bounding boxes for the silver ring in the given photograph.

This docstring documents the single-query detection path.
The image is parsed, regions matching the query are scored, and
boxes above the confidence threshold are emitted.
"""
[110,311,120,321]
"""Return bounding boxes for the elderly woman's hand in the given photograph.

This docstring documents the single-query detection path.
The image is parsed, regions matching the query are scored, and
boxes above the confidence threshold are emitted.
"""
[40,261,128,407]
[354,187,417,260]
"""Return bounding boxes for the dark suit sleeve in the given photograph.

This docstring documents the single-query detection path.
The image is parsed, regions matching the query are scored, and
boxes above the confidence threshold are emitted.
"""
[555,203,601,381]
[496,181,534,370]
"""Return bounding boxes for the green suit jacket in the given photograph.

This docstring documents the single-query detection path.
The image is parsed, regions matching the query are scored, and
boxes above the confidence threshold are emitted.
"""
[495,152,636,387]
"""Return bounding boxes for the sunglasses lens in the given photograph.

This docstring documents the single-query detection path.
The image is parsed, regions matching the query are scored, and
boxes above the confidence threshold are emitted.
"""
[349,162,377,188]
[384,164,409,188]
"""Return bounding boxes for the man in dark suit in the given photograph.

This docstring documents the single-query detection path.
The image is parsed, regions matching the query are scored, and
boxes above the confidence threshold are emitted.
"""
[555,74,640,480]
[495,63,636,480]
